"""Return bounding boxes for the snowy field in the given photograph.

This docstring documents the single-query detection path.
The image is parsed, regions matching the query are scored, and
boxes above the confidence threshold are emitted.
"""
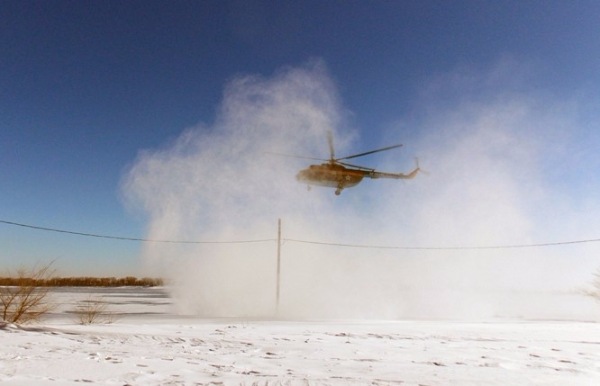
[2,287,600,385]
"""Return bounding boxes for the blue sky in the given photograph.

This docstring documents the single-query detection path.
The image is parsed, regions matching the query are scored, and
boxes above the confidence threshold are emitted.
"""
[2,1,600,277]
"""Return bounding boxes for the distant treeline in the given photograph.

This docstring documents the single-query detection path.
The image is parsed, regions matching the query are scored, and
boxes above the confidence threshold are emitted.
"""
[0,276,164,287]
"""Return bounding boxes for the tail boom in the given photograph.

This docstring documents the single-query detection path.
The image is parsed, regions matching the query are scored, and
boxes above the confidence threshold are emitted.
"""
[369,167,420,180]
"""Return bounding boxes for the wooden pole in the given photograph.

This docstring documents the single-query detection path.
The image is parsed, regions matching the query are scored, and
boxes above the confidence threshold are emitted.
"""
[276,218,282,314]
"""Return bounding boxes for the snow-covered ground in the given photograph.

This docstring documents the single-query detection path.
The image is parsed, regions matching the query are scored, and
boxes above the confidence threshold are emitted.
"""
[2,288,600,385]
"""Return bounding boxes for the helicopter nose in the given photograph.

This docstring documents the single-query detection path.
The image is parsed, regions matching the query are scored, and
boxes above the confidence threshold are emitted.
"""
[296,170,306,181]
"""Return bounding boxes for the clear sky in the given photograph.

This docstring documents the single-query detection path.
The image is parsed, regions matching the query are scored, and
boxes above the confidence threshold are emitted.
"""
[2,0,600,277]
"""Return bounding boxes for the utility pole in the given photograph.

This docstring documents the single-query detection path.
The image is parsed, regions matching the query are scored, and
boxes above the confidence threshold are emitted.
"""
[276,218,282,315]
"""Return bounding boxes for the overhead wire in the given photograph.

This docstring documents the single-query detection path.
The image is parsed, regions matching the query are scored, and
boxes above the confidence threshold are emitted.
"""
[283,237,600,250]
[2,218,600,250]
[0,219,275,244]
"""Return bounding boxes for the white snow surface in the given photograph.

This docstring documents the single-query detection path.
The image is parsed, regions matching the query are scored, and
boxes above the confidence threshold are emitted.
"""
[1,288,600,385]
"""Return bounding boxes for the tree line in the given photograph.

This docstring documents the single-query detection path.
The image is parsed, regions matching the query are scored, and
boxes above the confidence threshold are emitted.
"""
[0,276,163,287]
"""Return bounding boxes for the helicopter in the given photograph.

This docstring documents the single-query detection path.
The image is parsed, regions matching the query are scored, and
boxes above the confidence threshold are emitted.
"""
[278,132,420,195]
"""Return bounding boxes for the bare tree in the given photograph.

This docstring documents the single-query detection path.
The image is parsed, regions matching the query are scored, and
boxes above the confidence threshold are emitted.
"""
[74,295,116,324]
[0,263,55,324]
[581,267,600,304]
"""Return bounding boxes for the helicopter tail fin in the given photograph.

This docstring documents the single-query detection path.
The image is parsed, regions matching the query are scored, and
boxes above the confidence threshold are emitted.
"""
[369,158,421,180]
[394,157,421,179]
[402,166,420,179]
[413,157,429,176]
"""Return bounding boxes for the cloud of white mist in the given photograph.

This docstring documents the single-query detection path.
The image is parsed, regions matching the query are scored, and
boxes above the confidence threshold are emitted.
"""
[124,59,600,320]
[371,60,600,320]
[123,61,361,317]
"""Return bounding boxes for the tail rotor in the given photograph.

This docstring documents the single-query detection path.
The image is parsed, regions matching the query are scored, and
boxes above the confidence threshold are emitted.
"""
[414,157,429,176]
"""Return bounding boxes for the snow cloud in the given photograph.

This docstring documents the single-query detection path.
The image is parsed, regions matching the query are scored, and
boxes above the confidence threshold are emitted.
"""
[123,60,600,320]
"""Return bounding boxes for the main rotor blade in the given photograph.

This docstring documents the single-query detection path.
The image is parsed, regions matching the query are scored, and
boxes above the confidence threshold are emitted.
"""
[336,143,403,161]
[327,131,335,160]
[265,152,328,162]
[336,161,375,171]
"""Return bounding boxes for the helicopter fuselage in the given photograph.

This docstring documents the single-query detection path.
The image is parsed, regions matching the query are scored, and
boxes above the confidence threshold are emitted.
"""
[296,163,367,194]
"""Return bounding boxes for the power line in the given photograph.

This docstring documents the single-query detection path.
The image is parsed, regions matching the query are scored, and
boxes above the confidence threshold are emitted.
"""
[0,219,276,245]
[3,218,600,250]
[283,237,600,250]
